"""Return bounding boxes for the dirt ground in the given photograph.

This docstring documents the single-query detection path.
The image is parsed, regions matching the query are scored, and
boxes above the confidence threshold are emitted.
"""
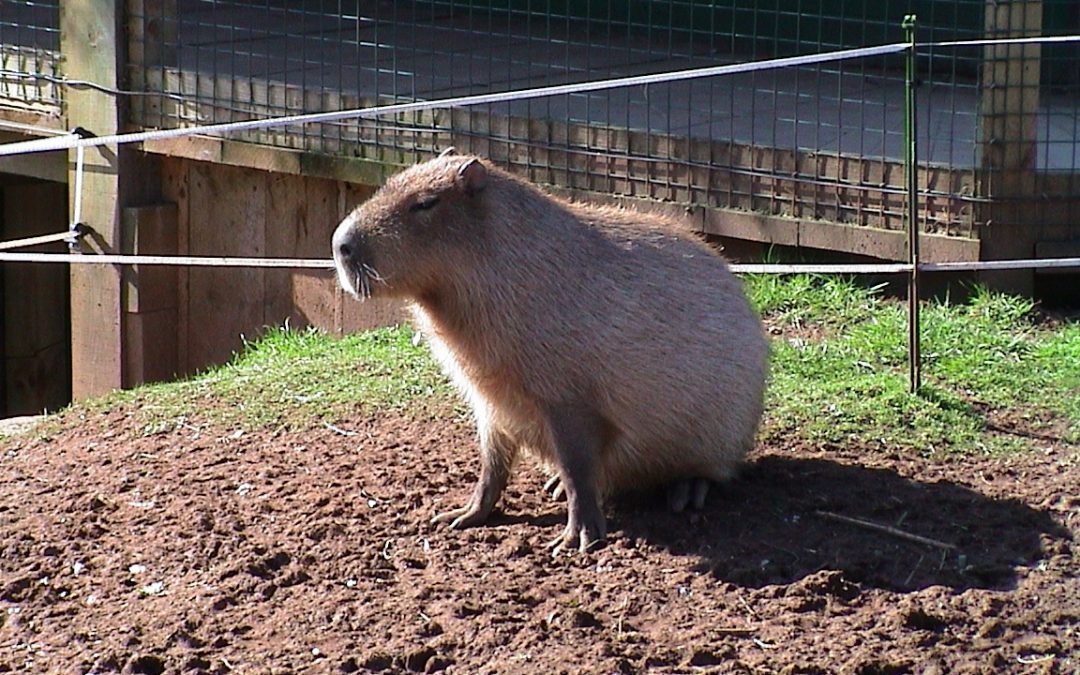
[0,400,1077,674]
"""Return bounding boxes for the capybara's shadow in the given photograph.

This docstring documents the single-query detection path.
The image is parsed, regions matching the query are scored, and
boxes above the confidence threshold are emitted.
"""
[609,454,1070,592]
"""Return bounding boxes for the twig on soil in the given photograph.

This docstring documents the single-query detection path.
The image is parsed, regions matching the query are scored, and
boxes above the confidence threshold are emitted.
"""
[814,510,958,551]
[716,627,756,636]
[1017,654,1054,665]
[324,422,358,437]
[615,597,630,638]
[736,594,760,620]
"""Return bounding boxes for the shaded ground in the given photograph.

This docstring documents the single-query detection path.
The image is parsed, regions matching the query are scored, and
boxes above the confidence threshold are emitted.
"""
[1,403,1077,674]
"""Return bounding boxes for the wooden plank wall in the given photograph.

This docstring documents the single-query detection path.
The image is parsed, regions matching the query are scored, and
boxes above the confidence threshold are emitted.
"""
[123,204,179,385]
[159,157,403,376]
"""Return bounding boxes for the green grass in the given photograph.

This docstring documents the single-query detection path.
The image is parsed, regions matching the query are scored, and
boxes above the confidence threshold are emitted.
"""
[74,326,456,435]
[43,276,1080,455]
[748,276,1080,453]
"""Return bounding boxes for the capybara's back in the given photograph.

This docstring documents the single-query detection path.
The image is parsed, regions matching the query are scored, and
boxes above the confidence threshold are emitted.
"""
[562,204,768,495]
[332,152,768,552]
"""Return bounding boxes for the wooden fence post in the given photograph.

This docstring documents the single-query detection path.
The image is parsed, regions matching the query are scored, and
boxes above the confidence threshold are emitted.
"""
[62,0,164,398]
[977,0,1043,294]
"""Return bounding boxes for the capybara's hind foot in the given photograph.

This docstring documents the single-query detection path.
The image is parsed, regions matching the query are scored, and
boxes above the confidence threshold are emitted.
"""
[667,477,712,513]
[433,451,511,530]
[431,494,494,530]
[548,510,607,556]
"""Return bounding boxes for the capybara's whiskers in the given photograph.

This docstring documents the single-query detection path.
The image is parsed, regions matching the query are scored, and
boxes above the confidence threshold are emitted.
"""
[363,264,387,286]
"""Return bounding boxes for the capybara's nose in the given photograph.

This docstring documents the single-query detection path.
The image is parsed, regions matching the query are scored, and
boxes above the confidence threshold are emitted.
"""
[332,225,358,263]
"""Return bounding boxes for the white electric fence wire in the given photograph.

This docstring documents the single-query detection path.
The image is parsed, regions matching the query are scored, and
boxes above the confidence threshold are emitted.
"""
[0,231,79,251]
[0,34,1075,160]
[920,258,1080,273]
[71,144,84,233]
[925,34,1080,48]
[0,253,1077,275]
[0,252,334,267]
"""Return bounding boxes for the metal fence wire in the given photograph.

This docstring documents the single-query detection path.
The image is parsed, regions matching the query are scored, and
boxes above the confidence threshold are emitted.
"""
[0,0,61,110]
[117,1,1076,244]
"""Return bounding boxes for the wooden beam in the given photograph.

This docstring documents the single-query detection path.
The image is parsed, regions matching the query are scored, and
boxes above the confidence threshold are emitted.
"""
[63,0,126,399]
[64,0,167,398]
[142,135,389,186]
[551,186,979,263]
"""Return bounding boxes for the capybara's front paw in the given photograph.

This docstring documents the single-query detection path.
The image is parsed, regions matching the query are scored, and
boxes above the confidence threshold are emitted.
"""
[549,508,607,555]
[542,474,566,501]
[431,499,490,530]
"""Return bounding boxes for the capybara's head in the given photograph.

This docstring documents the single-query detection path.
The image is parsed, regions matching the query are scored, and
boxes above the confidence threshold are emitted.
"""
[332,150,489,300]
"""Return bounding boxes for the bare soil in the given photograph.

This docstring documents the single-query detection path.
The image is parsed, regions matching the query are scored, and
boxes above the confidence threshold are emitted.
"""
[1,401,1077,674]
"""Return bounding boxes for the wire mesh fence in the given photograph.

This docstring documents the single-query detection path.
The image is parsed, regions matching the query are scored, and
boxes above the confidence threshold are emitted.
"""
[2,1,1076,251]
[0,0,61,111]
[971,1,1080,243]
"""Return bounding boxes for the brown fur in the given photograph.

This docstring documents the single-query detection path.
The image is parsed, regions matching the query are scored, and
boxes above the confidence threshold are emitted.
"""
[332,153,768,552]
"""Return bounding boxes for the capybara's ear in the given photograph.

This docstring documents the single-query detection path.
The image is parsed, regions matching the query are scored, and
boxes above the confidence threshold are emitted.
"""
[457,158,487,195]
[438,146,457,158]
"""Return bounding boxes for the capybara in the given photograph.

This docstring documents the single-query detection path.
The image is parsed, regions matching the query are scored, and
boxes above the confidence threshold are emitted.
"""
[332,149,768,553]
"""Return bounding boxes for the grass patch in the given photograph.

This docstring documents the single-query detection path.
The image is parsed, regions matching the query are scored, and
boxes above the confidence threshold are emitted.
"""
[41,276,1080,455]
[73,326,456,434]
[749,276,1080,453]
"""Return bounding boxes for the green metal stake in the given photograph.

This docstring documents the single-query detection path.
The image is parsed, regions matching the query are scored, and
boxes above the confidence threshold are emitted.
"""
[903,14,921,394]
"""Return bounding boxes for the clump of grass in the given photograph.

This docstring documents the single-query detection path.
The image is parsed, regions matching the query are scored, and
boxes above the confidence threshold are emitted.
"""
[748,273,884,333]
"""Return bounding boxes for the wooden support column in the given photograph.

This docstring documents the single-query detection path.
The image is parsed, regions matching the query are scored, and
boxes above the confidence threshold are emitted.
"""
[63,0,163,398]
[977,0,1042,294]
[63,0,125,399]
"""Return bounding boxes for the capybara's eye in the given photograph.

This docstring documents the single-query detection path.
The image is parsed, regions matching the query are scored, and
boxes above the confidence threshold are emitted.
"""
[410,195,440,212]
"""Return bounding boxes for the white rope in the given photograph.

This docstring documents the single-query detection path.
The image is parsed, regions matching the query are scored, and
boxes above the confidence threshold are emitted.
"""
[924,34,1080,48]
[0,42,909,158]
[920,258,1080,272]
[0,231,78,251]
[0,33,1075,161]
[1,252,1078,274]
[0,33,1074,276]
[730,263,912,274]
[0,31,1074,162]
[0,121,74,137]
[71,144,84,236]
[0,252,334,268]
